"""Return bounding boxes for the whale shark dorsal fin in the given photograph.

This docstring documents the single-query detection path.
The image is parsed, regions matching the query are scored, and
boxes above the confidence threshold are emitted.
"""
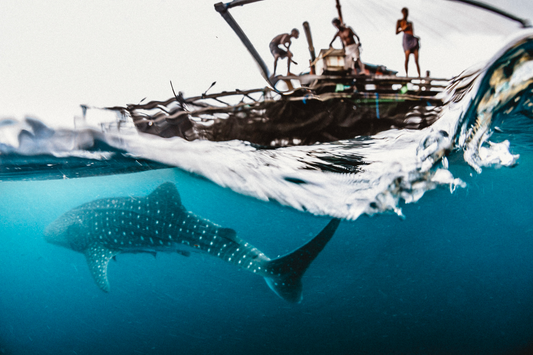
[148,182,182,207]
[219,228,238,242]
[84,243,119,292]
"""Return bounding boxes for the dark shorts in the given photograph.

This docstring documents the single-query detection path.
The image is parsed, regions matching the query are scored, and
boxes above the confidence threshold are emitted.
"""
[403,33,420,53]
[270,43,288,58]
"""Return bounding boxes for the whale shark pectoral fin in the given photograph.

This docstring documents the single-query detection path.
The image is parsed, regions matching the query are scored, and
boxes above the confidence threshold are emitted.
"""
[84,243,119,293]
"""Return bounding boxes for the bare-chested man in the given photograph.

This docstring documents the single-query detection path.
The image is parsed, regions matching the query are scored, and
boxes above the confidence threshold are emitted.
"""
[269,28,299,77]
[329,18,365,74]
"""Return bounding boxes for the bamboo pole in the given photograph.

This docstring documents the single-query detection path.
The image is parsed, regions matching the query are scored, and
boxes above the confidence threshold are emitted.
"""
[335,0,344,24]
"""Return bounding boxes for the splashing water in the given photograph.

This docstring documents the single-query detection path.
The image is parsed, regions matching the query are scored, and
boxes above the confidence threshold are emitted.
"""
[1,32,533,221]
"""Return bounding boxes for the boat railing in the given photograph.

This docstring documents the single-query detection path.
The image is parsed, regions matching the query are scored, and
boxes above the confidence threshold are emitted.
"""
[278,73,450,96]
[105,72,450,129]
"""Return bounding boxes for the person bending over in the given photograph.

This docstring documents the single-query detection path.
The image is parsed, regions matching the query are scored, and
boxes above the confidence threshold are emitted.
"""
[269,28,299,77]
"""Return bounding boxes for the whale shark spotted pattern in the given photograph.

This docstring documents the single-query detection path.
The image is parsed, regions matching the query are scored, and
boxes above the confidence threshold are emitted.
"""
[44,182,340,303]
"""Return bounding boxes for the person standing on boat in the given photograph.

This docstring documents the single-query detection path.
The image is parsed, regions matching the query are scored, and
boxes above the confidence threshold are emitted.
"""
[396,7,421,77]
[269,29,299,77]
[329,18,365,75]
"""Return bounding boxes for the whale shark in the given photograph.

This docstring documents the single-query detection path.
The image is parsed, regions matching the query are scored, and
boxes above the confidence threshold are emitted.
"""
[44,182,340,303]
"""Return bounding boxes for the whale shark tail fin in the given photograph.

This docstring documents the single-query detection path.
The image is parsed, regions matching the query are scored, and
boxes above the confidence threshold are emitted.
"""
[264,218,341,303]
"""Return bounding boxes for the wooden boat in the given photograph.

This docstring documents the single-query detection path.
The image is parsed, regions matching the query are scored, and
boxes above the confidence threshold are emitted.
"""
[102,0,529,148]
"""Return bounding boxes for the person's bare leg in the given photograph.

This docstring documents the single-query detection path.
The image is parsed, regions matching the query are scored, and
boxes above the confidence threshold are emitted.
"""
[287,53,294,76]
[414,49,421,77]
[272,56,279,77]
[358,58,365,74]
[404,51,410,76]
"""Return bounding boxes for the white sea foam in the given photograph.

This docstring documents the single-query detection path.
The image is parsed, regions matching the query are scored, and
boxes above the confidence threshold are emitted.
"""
[2,33,533,220]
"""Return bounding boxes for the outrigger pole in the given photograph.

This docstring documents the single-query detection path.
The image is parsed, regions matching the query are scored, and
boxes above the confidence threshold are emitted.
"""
[214,0,277,88]
[447,0,531,28]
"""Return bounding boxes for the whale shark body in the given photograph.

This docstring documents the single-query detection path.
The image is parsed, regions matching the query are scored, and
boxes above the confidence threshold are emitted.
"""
[44,182,340,303]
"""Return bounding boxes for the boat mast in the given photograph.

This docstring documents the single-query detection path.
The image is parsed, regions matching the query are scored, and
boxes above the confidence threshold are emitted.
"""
[302,21,316,73]
[335,0,344,24]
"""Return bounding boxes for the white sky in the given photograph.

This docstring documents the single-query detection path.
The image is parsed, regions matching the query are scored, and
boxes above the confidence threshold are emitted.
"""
[0,0,532,127]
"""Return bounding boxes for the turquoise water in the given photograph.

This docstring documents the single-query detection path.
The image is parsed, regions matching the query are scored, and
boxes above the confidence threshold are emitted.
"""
[1,159,532,355]
[1,155,533,354]
[1,31,533,355]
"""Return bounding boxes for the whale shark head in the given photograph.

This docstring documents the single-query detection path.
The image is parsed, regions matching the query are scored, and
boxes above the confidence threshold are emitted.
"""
[44,209,88,251]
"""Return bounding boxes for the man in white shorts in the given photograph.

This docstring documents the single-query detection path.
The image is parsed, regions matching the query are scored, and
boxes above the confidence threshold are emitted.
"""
[329,18,365,74]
